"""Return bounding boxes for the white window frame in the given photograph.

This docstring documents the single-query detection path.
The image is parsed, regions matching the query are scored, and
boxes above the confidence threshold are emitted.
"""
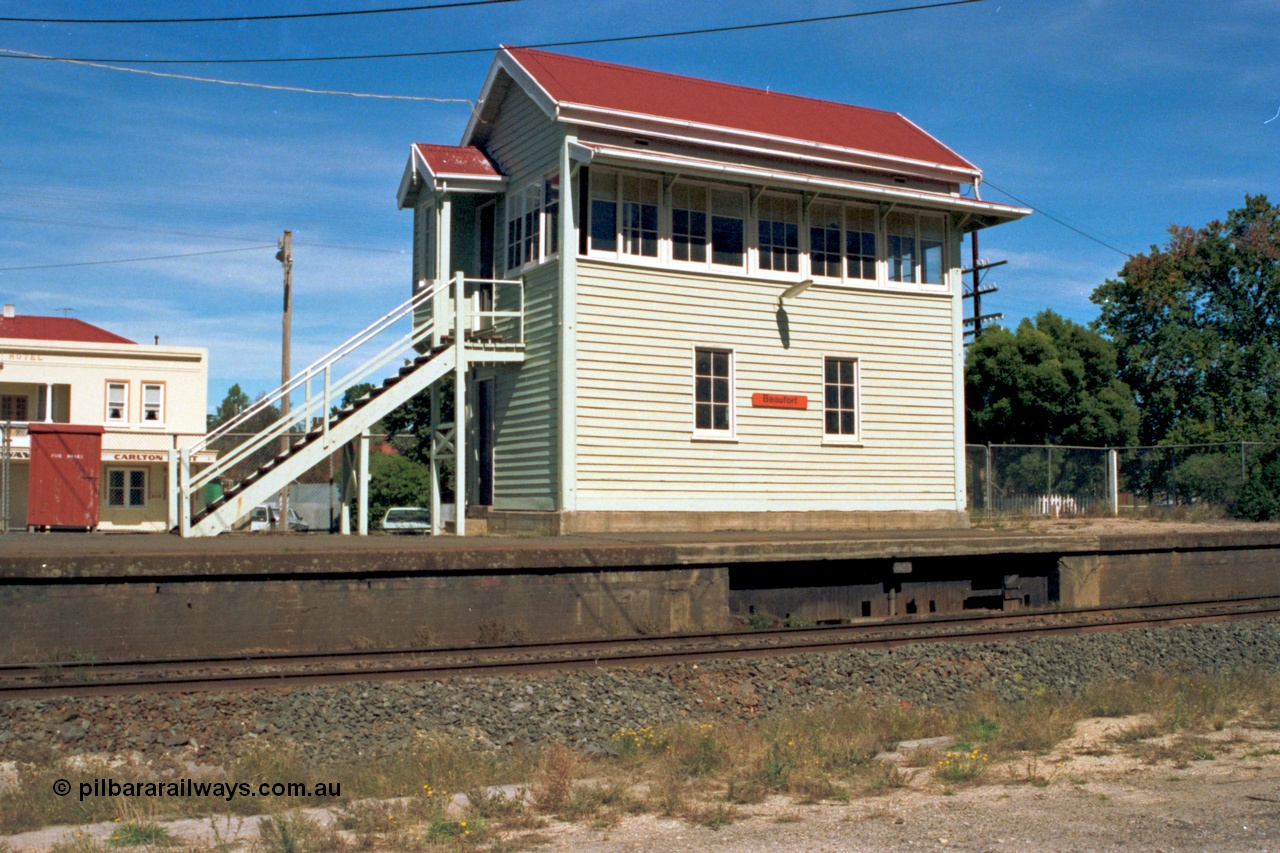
[822,355,862,445]
[665,179,749,274]
[886,209,948,289]
[505,174,560,273]
[106,468,147,508]
[691,344,737,441]
[141,382,165,426]
[586,167,662,264]
[807,201,880,286]
[105,381,128,424]
[754,192,802,276]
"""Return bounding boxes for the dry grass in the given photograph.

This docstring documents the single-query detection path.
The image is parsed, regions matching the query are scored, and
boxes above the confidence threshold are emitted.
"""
[5,669,1280,844]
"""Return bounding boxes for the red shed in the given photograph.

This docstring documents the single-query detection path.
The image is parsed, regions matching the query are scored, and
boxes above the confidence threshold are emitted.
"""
[27,423,104,530]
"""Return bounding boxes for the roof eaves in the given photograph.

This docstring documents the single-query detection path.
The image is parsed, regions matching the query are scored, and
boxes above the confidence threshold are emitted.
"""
[580,143,1028,223]
[463,47,560,146]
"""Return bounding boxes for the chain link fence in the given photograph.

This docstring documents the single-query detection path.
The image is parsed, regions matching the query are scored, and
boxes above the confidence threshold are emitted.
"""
[967,441,1280,517]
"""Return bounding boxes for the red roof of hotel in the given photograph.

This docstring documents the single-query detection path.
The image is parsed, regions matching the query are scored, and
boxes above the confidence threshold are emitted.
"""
[413,143,502,177]
[0,314,135,344]
[505,47,976,173]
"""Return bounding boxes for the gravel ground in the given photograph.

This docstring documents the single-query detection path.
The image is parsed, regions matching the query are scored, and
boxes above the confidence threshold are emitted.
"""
[4,617,1280,850]
[4,618,1280,763]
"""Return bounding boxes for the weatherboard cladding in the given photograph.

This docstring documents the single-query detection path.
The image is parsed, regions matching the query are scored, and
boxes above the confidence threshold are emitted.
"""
[505,47,976,174]
[572,260,957,512]
[0,315,134,345]
[481,82,564,511]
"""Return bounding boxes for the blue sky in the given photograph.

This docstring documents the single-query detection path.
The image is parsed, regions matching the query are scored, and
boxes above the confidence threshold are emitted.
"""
[1,0,1277,408]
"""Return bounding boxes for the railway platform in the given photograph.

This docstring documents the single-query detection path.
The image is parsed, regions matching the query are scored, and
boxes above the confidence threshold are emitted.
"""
[2,520,1279,661]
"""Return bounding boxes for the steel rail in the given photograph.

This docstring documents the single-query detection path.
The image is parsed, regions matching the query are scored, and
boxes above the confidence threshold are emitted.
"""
[3,597,1279,699]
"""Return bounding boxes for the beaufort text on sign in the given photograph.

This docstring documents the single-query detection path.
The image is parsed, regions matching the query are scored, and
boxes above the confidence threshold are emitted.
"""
[751,393,808,410]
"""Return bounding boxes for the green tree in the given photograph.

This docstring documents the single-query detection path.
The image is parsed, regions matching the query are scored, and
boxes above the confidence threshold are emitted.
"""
[965,310,1139,447]
[364,451,432,525]
[208,383,251,430]
[1091,195,1280,445]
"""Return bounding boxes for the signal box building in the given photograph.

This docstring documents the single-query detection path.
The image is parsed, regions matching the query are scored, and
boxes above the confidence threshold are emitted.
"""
[0,305,209,531]
[396,48,1029,534]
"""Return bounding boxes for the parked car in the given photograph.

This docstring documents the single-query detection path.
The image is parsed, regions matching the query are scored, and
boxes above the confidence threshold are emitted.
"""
[247,503,309,532]
[381,507,432,533]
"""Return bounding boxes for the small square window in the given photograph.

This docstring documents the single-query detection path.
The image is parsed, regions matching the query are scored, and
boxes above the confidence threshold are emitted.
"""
[0,395,28,422]
[106,382,128,422]
[107,469,147,507]
[824,357,860,440]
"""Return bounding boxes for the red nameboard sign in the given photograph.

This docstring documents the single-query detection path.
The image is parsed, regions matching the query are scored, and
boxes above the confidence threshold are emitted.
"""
[752,393,808,410]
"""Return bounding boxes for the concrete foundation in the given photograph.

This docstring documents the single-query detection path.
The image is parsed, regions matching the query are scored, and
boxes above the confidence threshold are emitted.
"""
[0,567,730,661]
[479,508,970,535]
[1058,547,1280,608]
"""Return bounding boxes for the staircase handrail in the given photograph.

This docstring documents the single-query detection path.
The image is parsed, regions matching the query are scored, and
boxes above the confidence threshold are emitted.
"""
[194,277,448,454]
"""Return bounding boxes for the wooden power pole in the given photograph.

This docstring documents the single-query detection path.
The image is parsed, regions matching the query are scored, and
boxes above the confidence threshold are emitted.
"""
[277,230,292,531]
[962,230,1006,341]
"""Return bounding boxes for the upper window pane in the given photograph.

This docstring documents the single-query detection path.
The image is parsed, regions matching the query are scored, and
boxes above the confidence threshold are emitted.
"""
[590,170,618,254]
[810,203,842,279]
[757,196,799,273]
[887,212,916,284]
[621,174,659,258]
[846,207,877,281]
[710,189,745,268]
[106,382,127,422]
[142,384,163,422]
[920,214,945,285]
[671,183,708,264]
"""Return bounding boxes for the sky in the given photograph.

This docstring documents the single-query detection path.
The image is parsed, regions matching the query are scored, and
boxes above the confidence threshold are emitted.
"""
[1,0,1277,409]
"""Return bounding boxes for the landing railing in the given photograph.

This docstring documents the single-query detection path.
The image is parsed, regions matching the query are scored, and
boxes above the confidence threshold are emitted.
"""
[184,273,523,503]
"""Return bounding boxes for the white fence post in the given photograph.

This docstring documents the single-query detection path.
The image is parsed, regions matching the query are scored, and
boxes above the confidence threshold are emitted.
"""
[1108,448,1119,516]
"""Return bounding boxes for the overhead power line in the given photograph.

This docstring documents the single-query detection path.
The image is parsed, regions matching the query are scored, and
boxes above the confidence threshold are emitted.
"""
[982,180,1135,259]
[0,245,276,273]
[0,48,474,102]
[0,0,520,24]
[0,0,984,64]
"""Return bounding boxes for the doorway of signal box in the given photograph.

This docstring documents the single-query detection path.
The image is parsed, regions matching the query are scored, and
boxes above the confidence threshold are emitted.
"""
[476,377,494,506]
[476,201,496,334]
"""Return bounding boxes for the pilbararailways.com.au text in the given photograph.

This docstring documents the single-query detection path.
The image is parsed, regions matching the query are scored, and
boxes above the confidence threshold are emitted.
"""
[56,778,342,803]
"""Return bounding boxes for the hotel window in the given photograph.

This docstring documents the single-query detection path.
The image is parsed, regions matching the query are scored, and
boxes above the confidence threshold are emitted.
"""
[757,195,799,273]
[107,469,147,508]
[142,383,164,424]
[0,395,28,422]
[887,210,946,286]
[106,382,128,422]
[693,347,734,437]
[824,357,860,441]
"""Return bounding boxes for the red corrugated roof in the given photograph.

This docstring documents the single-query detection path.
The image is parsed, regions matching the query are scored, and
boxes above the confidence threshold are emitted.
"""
[414,143,502,177]
[0,315,135,344]
[506,47,976,173]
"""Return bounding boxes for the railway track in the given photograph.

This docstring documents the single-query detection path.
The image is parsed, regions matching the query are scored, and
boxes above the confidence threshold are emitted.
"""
[4,595,1279,699]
